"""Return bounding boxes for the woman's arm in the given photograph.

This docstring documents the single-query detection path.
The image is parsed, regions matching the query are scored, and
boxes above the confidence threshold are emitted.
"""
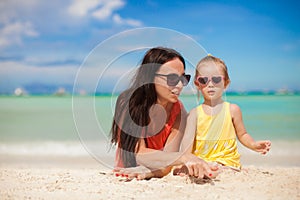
[163,107,187,152]
[230,104,271,154]
[137,106,197,161]
[135,106,187,169]
[135,114,185,173]
[136,107,216,178]
[136,140,215,178]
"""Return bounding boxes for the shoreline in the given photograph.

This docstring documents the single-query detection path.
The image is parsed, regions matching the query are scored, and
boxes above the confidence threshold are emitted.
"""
[1,140,300,167]
[1,149,300,169]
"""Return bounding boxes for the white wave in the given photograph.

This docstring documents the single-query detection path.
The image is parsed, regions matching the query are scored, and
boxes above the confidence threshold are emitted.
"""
[237,140,300,156]
[0,140,115,157]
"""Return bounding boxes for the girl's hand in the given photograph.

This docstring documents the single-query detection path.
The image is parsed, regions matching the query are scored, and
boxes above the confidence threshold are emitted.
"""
[253,140,271,155]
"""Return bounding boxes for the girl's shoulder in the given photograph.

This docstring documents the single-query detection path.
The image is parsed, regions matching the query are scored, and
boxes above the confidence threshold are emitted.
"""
[194,103,204,113]
[228,102,242,116]
[228,102,240,110]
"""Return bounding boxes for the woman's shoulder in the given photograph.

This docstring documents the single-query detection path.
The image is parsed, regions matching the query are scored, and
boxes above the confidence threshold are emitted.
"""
[169,101,188,122]
[176,100,188,115]
[114,89,133,113]
[116,89,132,102]
[117,89,131,99]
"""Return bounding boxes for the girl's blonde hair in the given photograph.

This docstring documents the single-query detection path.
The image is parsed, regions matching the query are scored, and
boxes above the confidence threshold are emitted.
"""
[195,55,230,86]
[194,55,230,101]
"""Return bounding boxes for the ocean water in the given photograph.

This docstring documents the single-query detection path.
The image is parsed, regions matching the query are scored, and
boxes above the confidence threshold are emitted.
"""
[0,95,299,158]
[183,94,300,141]
[0,95,300,142]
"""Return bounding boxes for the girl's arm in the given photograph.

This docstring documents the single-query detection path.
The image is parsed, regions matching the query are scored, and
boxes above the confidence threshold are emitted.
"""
[230,104,271,154]
[180,107,197,153]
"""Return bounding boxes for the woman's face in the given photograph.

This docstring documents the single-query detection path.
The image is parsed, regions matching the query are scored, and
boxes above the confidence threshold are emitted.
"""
[154,58,185,106]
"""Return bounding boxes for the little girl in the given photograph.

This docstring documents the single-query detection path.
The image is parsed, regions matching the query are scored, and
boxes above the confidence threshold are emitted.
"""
[181,55,271,171]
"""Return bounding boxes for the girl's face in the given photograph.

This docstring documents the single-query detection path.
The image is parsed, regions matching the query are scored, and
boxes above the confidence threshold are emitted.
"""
[195,61,226,102]
[154,58,185,106]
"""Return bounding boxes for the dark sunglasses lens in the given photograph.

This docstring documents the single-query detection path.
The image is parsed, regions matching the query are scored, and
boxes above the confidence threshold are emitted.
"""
[182,75,191,86]
[198,77,208,85]
[167,74,180,86]
[212,76,222,84]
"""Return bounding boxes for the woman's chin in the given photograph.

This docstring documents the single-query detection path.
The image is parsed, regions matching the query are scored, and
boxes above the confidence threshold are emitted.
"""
[169,95,179,103]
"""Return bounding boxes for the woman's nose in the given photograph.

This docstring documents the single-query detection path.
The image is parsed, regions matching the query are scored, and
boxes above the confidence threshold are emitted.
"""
[176,80,184,88]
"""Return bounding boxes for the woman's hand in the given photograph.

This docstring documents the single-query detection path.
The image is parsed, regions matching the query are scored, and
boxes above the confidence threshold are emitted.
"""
[180,153,219,178]
[113,166,154,180]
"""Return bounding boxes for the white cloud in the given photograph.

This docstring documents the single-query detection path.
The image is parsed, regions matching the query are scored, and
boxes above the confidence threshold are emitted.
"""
[67,0,141,26]
[68,0,100,17]
[0,0,41,49]
[92,0,125,20]
[0,59,134,93]
[68,0,124,20]
[0,0,39,23]
[0,0,142,50]
[0,61,77,86]
[0,21,39,48]
[112,14,142,27]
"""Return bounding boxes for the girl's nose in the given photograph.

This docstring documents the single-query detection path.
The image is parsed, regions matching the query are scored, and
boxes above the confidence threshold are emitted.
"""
[207,80,214,87]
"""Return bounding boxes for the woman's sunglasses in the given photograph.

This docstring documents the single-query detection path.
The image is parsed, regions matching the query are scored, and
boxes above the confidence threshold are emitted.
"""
[155,73,191,86]
[197,75,224,86]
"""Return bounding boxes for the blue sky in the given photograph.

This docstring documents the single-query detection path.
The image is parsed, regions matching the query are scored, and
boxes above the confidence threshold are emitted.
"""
[0,0,299,94]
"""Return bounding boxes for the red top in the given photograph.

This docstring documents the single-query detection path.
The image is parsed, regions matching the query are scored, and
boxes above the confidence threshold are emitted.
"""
[145,101,181,150]
[115,101,182,168]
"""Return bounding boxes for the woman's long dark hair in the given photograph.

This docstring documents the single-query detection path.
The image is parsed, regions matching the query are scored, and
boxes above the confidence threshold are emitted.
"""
[111,47,185,167]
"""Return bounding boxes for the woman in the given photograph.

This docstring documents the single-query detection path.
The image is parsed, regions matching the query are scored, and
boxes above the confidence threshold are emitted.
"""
[111,47,218,180]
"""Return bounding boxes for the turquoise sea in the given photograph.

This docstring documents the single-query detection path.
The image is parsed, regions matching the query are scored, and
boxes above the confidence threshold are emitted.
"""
[0,94,300,142]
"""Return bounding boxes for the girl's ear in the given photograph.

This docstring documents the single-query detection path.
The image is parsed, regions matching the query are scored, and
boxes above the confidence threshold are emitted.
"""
[194,79,202,91]
[194,79,200,87]
[224,79,231,89]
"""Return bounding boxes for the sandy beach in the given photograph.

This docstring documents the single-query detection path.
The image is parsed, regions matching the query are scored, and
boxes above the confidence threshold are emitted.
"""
[0,141,300,200]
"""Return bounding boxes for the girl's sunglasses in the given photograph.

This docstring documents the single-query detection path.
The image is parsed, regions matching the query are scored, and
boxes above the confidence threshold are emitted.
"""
[155,73,191,86]
[197,75,224,86]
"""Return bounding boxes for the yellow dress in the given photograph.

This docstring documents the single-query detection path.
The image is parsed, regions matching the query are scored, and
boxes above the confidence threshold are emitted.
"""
[192,102,241,170]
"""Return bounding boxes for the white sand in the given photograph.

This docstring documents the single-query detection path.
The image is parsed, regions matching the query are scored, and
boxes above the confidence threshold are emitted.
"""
[1,141,300,199]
